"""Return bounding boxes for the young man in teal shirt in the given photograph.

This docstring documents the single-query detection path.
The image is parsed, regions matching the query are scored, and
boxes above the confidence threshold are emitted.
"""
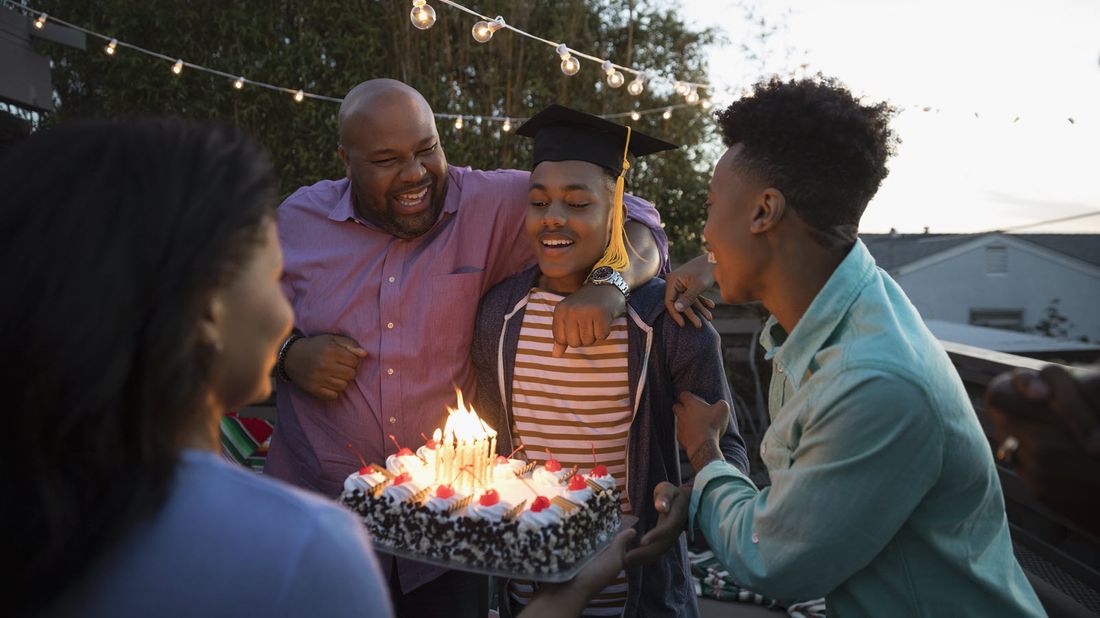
[650,78,1045,615]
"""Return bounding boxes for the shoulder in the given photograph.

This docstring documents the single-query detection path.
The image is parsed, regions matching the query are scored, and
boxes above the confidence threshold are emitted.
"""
[176,451,359,537]
[479,266,537,319]
[279,178,348,218]
[451,167,530,214]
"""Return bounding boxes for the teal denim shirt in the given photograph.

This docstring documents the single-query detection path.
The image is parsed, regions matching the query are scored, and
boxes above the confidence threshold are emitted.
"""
[688,241,1044,616]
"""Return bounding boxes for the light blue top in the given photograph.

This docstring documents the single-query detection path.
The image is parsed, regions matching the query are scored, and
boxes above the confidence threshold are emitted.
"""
[688,241,1045,616]
[48,449,392,618]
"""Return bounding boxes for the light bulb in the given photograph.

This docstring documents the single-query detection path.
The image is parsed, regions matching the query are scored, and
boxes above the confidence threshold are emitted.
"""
[454,117,464,130]
[472,17,504,43]
[674,81,689,96]
[662,108,672,120]
[627,76,644,96]
[105,38,117,55]
[502,118,512,132]
[607,70,625,88]
[410,1,437,30]
[34,14,47,29]
[686,87,700,104]
[294,89,305,103]
[171,59,183,75]
[560,55,580,76]
[557,43,580,76]
[233,76,245,89]
[630,111,640,121]
[701,98,713,110]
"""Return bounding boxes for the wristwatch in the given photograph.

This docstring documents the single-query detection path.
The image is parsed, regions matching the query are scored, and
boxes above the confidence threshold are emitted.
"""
[586,266,630,300]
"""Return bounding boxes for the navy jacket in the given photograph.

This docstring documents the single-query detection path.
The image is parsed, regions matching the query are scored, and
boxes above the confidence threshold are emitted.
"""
[472,266,749,617]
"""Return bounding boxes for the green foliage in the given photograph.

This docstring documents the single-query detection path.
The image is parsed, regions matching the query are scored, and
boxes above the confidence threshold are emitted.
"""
[32,0,738,258]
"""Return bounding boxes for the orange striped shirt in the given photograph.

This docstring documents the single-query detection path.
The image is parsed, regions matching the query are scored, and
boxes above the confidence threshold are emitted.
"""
[509,289,632,616]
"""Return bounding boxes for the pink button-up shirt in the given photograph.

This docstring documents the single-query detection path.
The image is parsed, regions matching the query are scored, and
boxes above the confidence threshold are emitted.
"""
[265,166,666,592]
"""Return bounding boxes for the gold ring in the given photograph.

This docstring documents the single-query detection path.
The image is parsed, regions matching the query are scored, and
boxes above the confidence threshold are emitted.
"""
[996,435,1020,465]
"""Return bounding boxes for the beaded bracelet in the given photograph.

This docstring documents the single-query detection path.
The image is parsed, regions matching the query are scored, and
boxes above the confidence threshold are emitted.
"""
[276,332,304,383]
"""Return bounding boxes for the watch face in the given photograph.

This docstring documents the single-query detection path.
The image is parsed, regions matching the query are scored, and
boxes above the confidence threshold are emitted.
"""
[590,266,614,282]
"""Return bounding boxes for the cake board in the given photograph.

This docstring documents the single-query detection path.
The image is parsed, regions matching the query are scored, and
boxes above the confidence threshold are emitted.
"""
[372,515,639,584]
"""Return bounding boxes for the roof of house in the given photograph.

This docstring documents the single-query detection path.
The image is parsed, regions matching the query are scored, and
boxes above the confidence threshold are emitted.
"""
[861,232,1100,271]
[924,319,1100,354]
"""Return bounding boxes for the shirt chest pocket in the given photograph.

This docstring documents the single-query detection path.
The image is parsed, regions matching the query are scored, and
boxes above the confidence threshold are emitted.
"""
[759,432,794,471]
[427,270,484,358]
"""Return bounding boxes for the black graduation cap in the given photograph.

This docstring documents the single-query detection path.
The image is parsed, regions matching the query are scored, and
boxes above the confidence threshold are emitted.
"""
[516,104,678,177]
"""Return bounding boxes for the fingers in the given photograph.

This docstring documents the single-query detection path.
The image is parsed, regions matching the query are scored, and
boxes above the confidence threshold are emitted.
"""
[592,318,611,343]
[331,334,368,358]
[681,305,702,329]
[552,310,567,358]
[665,281,688,328]
[552,342,568,358]
[692,298,715,322]
[651,481,679,513]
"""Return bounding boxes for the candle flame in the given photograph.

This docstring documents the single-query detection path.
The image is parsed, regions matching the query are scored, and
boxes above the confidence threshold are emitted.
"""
[441,389,497,442]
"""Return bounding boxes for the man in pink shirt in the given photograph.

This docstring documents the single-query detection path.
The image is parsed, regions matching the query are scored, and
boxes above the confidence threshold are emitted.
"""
[264,79,671,615]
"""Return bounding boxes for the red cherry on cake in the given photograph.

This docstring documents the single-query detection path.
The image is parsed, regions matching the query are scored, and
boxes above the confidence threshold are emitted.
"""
[435,484,455,499]
[590,464,609,478]
[397,447,414,457]
[568,474,587,491]
[479,489,500,506]
[392,472,411,486]
[359,465,374,476]
[530,496,551,512]
[495,455,510,465]
[544,458,562,472]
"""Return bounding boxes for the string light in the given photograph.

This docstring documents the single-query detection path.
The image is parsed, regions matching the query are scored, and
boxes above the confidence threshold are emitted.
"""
[33,13,46,29]
[557,44,580,76]
[293,89,305,102]
[410,0,437,30]
[630,111,640,121]
[233,76,245,89]
[627,75,644,96]
[662,108,672,120]
[673,81,690,96]
[472,16,505,43]
[454,116,464,130]
[602,60,625,88]
[171,59,184,75]
[501,118,511,132]
[104,38,117,55]
[685,86,700,104]
[701,98,713,110]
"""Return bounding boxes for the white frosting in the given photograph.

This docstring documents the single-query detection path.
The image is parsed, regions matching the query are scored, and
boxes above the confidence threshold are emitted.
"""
[587,473,616,492]
[343,469,387,494]
[491,458,524,482]
[467,498,512,522]
[381,478,424,502]
[424,489,463,513]
[565,486,594,503]
[517,503,564,531]
[416,446,438,466]
[533,466,567,487]
[386,453,426,475]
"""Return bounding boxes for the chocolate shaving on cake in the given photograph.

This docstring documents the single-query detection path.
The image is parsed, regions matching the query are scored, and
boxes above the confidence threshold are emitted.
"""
[504,500,528,521]
[445,495,473,515]
[551,496,581,514]
[374,466,395,480]
[370,483,387,497]
[585,478,606,493]
[517,461,537,477]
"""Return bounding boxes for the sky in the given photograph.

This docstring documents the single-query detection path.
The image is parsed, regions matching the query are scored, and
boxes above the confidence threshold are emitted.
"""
[679,0,1100,234]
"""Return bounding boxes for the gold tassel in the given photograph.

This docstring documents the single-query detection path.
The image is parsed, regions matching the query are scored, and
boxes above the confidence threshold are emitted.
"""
[591,127,635,273]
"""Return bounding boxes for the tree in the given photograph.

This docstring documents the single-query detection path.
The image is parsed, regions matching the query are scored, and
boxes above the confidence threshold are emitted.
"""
[28,0,768,258]
[1031,298,1076,341]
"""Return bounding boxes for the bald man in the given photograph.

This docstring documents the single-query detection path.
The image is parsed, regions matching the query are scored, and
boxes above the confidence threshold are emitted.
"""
[264,79,670,615]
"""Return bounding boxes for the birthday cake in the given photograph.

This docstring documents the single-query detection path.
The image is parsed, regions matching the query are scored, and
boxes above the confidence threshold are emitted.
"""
[338,394,622,575]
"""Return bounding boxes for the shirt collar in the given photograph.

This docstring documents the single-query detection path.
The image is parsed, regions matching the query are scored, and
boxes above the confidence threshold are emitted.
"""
[759,240,877,390]
[326,168,462,226]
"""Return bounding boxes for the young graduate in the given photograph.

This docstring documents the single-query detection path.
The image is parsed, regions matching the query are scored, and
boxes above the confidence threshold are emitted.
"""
[471,105,749,618]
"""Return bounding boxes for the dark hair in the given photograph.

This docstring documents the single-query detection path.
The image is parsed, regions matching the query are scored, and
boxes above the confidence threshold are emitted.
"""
[0,120,278,613]
[716,77,897,244]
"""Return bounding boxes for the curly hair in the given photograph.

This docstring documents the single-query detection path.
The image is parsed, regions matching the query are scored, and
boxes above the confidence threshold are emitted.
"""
[716,77,898,242]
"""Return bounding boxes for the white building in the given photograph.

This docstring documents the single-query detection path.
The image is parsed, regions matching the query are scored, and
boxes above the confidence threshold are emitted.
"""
[862,232,1100,344]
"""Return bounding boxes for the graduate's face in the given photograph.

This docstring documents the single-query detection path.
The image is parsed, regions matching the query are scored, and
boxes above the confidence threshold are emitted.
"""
[526,160,614,293]
[704,145,766,304]
[338,94,448,239]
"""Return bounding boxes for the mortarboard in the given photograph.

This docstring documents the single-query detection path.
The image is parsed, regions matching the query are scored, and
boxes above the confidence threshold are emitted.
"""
[516,104,678,274]
[516,104,677,176]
